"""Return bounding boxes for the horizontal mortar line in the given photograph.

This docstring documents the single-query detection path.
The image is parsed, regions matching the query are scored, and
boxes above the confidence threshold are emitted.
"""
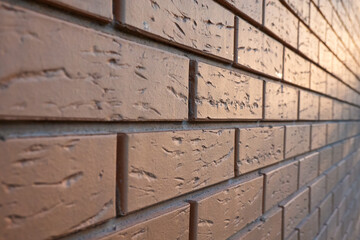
[3,0,360,102]
[0,120,359,139]
[59,133,360,240]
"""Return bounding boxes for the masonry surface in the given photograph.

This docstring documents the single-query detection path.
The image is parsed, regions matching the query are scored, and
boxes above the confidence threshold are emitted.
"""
[0,0,360,239]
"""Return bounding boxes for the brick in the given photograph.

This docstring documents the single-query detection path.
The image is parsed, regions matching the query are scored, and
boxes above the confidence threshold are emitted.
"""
[285,125,310,159]
[41,0,112,21]
[297,209,319,240]
[333,101,343,120]
[281,188,309,239]
[298,152,319,188]
[287,230,299,240]
[283,48,310,88]
[333,142,343,163]
[319,42,333,72]
[338,198,347,224]
[326,166,338,193]
[309,175,327,211]
[284,0,310,24]
[0,3,189,121]
[222,0,263,23]
[326,26,338,56]
[326,74,338,98]
[318,0,333,22]
[236,17,283,78]
[264,0,298,47]
[119,0,234,60]
[237,126,284,175]
[337,159,347,180]
[118,129,235,213]
[100,204,189,240]
[314,226,327,240]
[0,135,117,240]
[326,210,338,239]
[299,23,319,62]
[193,176,263,240]
[310,2,326,41]
[191,62,263,120]
[319,97,333,120]
[310,64,326,93]
[299,90,319,120]
[319,146,333,174]
[263,161,298,211]
[311,124,327,150]
[319,194,333,226]
[264,81,298,120]
[327,123,339,144]
[228,207,282,240]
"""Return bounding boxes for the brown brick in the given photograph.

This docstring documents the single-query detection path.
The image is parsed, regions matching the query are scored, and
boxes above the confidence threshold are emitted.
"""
[326,74,338,98]
[118,129,235,213]
[327,123,339,144]
[264,0,298,47]
[237,126,284,175]
[326,166,338,193]
[333,142,344,164]
[299,90,319,120]
[0,3,189,121]
[310,175,327,211]
[287,230,299,240]
[263,161,298,211]
[310,2,326,41]
[264,81,298,120]
[101,204,189,240]
[310,64,326,93]
[318,0,332,22]
[237,17,283,78]
[319,42,333,72]
[192,62,263,120]
[311,124,327,150]
[41,0,112,21]
[222,0,263,23]
[326,209,338,239]
[285,125,311,159]
[319,97,333,120]
[193,176,263,240]
[0,135,117,240]
[299,152,319,188]
[299,23,319,62]
[284,48,311,88]
[297,209,319,240]
[333,101,343,120]
[116,0,234,60]
[319,194,333,226]
[284,0,310,24]
[281,188,309,239]
[319,146,333,174]
[314,226,327,240]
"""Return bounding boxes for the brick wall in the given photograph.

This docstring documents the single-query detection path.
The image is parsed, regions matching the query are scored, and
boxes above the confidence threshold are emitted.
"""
[1,0,360,239]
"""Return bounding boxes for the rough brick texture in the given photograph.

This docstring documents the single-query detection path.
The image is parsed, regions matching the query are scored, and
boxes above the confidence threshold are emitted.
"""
[1,0,360,239]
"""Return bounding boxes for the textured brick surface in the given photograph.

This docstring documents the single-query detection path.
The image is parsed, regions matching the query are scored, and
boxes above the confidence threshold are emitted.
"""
[0,135,117,240]
[285,125,311,159]
[309,175,327,211]
[319,194,333,226]
[311,124,327,150]
[310,64,326,93]
[192,62,263,120]
[298,152,319,188]
[299,90,319,120]
[299,22,319,62]
[319,97,333,120]
[284,0,310,24]
[101,204,189,240]
[118,129,235,213]
[193,176,263,240]
[264,81,298,120]
[263,161,298,211]
[264,0,298,47]
[237,18,283,78]
[0,4,189,121]
[297,209,319,240]
[222,0,263,23]
[237,126,284,175]
[41,0,112,21]
[117,0,234,60]
[310,2,326,41]
[229,207,282,240]
[319,146,333,174]
[281,188,309,239]
[283,48,310,88]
